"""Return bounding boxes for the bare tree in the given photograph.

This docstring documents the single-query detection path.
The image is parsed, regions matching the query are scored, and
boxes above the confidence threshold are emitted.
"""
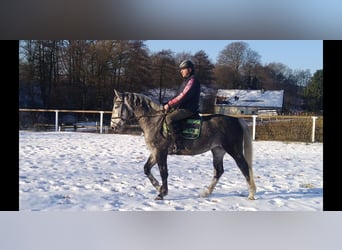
[125,40,152,92]
[109,40,131,90]
[241,48,261,89]
[217,41,247,88]
[150,49,177,103]
[192,50,215,86]
[217,41,261,89]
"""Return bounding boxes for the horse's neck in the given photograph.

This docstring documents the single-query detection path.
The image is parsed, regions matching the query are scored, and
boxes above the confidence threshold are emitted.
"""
[134,108,163,125]
[129,94,161,119]
[132,100,163,134]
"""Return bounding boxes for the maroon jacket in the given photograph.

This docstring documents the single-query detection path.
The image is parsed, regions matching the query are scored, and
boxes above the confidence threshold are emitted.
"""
[167,74,200,113]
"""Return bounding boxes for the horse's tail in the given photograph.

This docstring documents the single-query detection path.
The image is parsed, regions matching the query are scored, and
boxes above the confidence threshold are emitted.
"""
[239,118,256,199]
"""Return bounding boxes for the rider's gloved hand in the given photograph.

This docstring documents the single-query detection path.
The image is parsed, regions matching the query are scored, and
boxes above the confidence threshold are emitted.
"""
[163,103,169,111]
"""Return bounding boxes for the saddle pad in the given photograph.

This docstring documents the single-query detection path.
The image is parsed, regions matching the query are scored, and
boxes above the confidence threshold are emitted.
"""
[181,118,201,139]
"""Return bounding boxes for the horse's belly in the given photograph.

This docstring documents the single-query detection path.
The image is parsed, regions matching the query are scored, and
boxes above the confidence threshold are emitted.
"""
[182,139,218,155]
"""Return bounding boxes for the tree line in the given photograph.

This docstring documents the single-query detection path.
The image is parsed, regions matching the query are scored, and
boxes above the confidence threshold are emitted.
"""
[19,40,323,114]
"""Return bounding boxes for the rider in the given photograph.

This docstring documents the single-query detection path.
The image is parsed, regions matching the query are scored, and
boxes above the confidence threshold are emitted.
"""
[163,59,200,152]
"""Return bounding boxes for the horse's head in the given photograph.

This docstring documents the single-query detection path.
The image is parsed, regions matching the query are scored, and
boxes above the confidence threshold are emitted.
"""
[111,90,134,131]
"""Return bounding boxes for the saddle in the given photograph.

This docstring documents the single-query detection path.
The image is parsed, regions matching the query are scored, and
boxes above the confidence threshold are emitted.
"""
[162,114,202,140]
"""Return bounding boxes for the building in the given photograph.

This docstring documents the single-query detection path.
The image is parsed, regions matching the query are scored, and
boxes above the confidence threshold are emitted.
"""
[214,89,284,115]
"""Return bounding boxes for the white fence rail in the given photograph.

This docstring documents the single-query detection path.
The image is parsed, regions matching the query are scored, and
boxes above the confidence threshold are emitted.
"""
[19,109,112,134]
[19,109,321,142]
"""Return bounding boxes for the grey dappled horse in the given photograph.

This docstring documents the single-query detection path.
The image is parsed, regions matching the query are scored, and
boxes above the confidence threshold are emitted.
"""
[111,90,256,200]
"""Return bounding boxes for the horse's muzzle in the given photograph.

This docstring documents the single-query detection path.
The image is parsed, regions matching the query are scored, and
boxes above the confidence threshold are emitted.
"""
[111,121,119,130]
[111,120,123,132]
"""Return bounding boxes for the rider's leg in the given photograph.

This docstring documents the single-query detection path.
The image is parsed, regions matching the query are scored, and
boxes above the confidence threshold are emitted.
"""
[165,109,194,152]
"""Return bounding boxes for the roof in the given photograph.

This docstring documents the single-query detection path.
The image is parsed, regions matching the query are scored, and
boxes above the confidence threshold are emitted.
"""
[216,89,284,108]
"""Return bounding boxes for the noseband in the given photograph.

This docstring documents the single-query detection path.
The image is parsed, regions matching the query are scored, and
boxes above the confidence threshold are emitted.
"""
[111,92,166,128]
[111,92,127,127]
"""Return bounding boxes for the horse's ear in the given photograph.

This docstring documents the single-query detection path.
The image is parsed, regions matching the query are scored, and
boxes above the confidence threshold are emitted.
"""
[114,89,122,99]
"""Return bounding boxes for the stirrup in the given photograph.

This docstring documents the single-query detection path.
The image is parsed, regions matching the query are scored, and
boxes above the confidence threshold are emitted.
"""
[171,144,178,153]
[171,141,184,153]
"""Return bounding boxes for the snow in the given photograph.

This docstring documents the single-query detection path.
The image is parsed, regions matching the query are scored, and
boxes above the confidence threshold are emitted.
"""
[216,89,284,107]
[19,130,323,211]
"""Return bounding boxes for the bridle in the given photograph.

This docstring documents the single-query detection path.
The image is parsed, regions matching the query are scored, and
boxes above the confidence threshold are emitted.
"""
[111,92,167,128]
[111,92,127,128]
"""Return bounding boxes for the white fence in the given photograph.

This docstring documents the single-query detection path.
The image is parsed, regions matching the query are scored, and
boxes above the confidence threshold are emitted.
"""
[19,109,112,134]
[19,109,321,142]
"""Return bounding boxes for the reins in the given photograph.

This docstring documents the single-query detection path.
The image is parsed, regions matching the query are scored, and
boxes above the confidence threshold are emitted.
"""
[111,92,166,124]
[135,110,166,121]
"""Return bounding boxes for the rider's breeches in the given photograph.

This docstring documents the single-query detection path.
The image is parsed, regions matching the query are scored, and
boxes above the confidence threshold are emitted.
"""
[165,109,195,134]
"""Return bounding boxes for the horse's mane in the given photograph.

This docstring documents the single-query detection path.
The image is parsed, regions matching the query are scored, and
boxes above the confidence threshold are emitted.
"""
[126,92,163,113]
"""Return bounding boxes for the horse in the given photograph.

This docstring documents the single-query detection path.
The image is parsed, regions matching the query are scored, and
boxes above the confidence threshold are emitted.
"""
[110,89,256,200]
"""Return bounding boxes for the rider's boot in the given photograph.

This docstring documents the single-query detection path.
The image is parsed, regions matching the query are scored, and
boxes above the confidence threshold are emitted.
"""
[168,124,183,153]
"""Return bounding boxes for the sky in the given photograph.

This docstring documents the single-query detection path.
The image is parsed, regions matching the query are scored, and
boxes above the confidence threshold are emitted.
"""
[19,130,322,211]
[145,40,323,74]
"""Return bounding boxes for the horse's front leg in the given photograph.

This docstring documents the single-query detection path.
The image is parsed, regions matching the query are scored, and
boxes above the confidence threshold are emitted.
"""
[144,154,160,192]
[155,151,169,200]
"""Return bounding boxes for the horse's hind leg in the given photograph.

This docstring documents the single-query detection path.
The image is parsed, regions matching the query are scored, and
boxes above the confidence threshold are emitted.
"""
[230,152,256,200]
[201,147,225,197]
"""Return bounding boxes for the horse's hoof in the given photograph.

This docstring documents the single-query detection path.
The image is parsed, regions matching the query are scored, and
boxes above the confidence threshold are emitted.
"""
[200,189,210,198]
[155,194,164,200]
[248,195,256,200]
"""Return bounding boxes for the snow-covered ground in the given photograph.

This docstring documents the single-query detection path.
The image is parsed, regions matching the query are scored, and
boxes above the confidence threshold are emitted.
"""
[19,131,322,211]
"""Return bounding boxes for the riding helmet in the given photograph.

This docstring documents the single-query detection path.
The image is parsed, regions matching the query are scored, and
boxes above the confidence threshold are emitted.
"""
[179,60,194,70]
